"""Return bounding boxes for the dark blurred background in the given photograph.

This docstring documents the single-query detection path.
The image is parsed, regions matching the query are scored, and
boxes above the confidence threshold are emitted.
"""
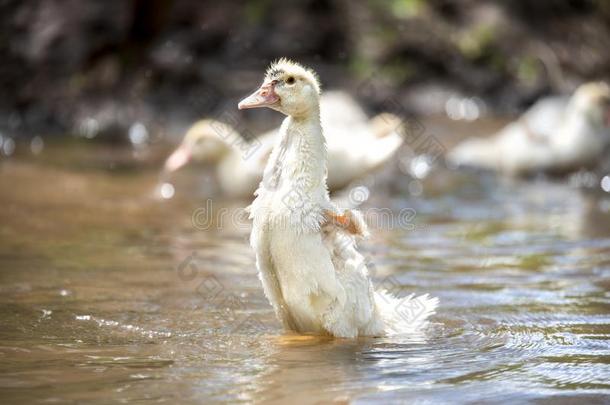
[2,0,610,141]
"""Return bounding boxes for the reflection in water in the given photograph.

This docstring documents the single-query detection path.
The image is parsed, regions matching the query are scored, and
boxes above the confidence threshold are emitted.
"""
[0,140,609,403]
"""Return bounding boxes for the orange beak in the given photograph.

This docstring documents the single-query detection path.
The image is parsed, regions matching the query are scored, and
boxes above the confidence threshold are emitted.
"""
[164,145,191,173]
[238,81,279,110]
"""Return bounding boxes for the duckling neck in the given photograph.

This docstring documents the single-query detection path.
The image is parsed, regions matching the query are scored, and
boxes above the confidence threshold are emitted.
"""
[282,106,327,192]
[558,103,602,150]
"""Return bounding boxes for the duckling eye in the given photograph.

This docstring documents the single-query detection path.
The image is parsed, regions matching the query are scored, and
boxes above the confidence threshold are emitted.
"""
[285,76,296,85]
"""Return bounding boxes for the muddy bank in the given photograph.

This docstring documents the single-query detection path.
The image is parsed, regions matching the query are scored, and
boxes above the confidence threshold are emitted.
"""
[1,0,609,141]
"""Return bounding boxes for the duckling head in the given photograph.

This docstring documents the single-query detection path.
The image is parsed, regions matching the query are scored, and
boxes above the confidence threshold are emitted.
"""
[238,58,321,118]
[571,81,610,129]
[164,119,235,173]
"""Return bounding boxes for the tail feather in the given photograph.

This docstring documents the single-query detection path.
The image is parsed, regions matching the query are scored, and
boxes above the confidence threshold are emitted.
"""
[374,290,439,335]
[363,131,404,169]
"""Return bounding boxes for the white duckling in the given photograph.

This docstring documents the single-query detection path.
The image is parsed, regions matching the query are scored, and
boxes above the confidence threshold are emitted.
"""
[448,82,610,176]
[238,59,437,338]
[163,119,274,197]
[163,92,403,197]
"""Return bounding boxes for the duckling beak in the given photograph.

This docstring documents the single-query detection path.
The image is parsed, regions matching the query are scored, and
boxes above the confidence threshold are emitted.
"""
[238,82,279,110]
[164,145,191,173]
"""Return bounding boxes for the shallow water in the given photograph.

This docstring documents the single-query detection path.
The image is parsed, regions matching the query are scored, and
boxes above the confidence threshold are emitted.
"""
[1,135,609,404]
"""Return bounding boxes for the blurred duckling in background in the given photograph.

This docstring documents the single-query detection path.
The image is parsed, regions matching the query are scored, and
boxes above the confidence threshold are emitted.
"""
[163,119,271,198]
[448,82,610,176]
[163,91,404,198]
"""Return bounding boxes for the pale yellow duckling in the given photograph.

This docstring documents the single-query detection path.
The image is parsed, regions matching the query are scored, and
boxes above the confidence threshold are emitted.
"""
[448,82,610,176]
[163,119,271,197]
[239,58,437,337]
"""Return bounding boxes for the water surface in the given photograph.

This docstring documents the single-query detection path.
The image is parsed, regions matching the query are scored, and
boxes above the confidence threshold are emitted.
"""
[1,135,609,404]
